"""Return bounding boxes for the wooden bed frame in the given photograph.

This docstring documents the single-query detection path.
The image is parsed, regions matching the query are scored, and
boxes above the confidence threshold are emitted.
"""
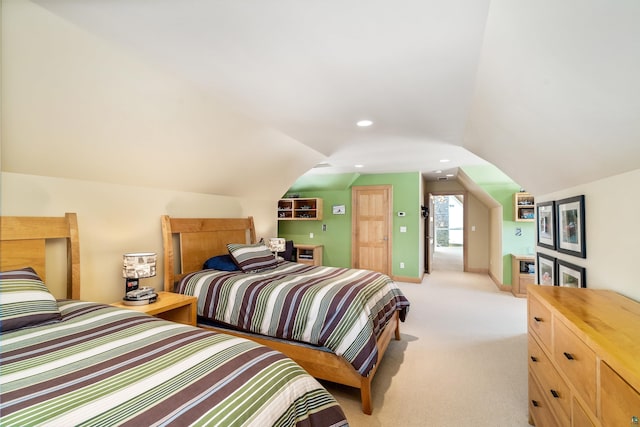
[0,213,80,300]
[161,215,401,415]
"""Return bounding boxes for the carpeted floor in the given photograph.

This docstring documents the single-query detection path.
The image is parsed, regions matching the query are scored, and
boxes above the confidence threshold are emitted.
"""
[322,267,532,426]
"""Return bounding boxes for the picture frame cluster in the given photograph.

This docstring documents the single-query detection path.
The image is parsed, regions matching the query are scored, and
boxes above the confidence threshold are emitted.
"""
[536,195,587,288]
[537,252,586,288]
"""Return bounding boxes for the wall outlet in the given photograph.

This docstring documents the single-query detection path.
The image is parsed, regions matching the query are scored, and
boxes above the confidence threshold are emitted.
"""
[400,262,405,269]
[309,232,314,238]
[322,224,327,231]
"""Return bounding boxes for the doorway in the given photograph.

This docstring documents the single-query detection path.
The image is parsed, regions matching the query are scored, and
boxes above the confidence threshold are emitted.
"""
[425,193,464,272]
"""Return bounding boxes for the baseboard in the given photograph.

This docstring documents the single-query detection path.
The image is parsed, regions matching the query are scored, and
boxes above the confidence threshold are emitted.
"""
[488,270,509,291]
[465,267,488,274]
[392,274,422,283]
[488,270,500,287]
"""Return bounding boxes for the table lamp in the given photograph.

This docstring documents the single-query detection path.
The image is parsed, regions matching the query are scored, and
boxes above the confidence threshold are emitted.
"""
[267,238,286,262]
[122,252,157,294]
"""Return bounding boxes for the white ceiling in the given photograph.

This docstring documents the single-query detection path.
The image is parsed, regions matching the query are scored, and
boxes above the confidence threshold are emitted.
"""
[26,0,640,195]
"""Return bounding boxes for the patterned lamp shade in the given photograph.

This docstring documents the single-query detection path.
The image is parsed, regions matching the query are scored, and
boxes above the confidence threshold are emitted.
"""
[122,253,157,279]
[267,238,286,254]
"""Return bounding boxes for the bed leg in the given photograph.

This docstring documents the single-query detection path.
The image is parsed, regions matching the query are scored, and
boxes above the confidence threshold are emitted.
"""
[394,315,401,340]
[360,377,373,415]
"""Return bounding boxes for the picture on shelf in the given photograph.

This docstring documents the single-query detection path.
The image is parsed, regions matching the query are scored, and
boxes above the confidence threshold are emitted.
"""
[557,259,586,288]
[536,201,556,250]
[537,253,556,286]
[556,195,586,258]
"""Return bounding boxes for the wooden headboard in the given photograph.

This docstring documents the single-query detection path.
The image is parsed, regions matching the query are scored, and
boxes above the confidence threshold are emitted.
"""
[161,216,256,291]
[0,213,80,299]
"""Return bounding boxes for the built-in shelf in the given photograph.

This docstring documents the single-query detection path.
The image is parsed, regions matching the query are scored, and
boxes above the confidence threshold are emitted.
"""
[514,192,535,222]
[512,254,534,297]
[278,198,323,220]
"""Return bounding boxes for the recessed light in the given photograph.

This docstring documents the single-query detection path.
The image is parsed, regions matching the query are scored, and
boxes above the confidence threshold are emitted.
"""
[446,174,454,177]
[356,120,373,127]
[435,170,442,174]
[439,159,450,163]
[355,164,364,168]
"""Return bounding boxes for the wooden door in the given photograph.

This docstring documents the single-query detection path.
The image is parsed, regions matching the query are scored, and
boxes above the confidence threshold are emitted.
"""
[351,185,392,275]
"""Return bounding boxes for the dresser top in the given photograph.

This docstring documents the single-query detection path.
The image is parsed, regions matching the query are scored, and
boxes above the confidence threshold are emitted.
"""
[528,285,640,392]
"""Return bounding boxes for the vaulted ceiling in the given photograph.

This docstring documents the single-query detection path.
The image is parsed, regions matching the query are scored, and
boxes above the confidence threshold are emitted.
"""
[4,0,640,197]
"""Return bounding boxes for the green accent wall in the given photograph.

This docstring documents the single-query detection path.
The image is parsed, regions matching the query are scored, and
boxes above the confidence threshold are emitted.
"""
[461,165,536,285]
[278,172,422,279]
[278,190,353,267]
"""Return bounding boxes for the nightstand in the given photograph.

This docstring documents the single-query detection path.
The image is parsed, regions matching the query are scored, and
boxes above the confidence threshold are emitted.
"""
[294,244,323,266]
[111,291,197,326]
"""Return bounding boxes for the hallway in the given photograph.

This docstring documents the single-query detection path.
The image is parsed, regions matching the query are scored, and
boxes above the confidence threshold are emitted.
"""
[433,245,463,272]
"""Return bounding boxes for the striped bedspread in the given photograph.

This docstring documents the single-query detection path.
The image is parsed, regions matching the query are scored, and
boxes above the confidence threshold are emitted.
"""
[176,262,410,376]
[0,300,348,427]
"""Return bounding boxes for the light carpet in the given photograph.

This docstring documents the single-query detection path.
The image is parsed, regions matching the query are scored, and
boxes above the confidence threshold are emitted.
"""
[322,269,532,427]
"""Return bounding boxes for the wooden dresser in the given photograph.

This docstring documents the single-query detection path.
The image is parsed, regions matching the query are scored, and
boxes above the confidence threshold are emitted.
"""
[527,285,640,427]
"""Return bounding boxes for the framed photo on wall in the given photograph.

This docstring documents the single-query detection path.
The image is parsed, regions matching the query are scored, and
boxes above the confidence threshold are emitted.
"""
[537,252,556,286]
[332,205,346,215]
[557,259,586,288]
[536,200,556,250]
[556,195,586,258]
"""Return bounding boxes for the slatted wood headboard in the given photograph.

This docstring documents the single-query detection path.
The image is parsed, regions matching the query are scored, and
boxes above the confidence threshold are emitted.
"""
[161,216,256,291]
[0,213,80,299]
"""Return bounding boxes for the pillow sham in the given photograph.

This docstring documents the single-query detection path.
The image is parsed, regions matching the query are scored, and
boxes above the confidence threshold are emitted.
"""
[227,242,277,273]
[0,267,62,332]
[203,254,240,271]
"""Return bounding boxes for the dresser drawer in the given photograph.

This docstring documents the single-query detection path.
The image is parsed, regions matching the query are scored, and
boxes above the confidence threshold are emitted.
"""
[553,318,597,414]
[572,397,595,427]
[529,334,571,425]
[529,293,552,351]
[601,362,640,427]
[529,372,560,427]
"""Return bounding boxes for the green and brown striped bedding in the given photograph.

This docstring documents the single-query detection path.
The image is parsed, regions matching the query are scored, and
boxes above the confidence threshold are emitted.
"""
[0,300,348,427]
[176,262,410,376]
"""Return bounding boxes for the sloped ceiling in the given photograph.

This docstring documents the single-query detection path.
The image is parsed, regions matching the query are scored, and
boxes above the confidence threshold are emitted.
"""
[2,0,639,198]
[465,0,640,195]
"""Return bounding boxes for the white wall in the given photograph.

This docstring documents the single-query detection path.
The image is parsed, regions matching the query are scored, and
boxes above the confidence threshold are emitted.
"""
[1,172,278,303]
[488,206,504,284]
[465,193,489,272]
[537,168,640,301]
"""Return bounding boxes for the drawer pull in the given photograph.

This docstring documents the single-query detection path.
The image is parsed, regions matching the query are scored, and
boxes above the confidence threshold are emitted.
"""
[632,415,639,425]
[531,400,540,407]
[550,389,560,399]
[533,316,543,322]
[530,356,538,362]
[563,352,575,360]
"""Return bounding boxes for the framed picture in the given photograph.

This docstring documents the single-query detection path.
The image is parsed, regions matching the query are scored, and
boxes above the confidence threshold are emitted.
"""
[332,205,346,215]
[556,195,586,258]
[537,253,556,286]
[557,259,586,288]
[536,201,556,250]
